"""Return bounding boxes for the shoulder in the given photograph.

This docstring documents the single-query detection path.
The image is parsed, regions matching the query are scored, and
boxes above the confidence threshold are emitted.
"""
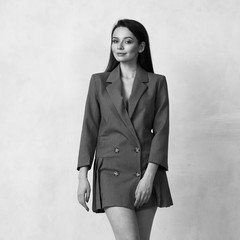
[148,72,166,81]
[91,71,111,81]
[88,71,111,87]
[147,72,167,87]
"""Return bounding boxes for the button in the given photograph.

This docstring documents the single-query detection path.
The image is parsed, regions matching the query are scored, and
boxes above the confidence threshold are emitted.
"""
[135,172,141,177]
[114,147,120,153]
[113,171,119,176]
[135,147,140,153]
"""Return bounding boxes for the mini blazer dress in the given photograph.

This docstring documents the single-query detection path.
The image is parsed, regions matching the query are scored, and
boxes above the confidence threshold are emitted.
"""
[77,64,173,213]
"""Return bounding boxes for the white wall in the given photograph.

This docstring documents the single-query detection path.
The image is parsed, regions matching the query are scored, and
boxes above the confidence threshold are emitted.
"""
[0,0,239,239]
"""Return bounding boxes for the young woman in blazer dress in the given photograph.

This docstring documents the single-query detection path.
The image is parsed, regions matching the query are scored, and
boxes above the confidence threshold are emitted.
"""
[77,19,173,240]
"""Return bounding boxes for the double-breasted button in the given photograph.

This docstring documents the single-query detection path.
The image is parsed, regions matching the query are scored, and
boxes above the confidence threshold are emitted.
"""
[135,147,140,153]
[114,147,120,153]
[135,172,141,177]
[113,171,119,176]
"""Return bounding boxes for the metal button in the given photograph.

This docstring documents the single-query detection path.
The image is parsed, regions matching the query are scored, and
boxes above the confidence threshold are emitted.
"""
[135,147,140,153]
[114,147,120,153]
[113,171,119,176]
[135,172,141,177]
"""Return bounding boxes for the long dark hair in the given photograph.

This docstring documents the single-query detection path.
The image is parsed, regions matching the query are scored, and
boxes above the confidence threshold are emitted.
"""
[105,19,154,73]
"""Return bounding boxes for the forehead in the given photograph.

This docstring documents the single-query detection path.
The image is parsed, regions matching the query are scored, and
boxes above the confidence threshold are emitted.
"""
[112,27,136,38]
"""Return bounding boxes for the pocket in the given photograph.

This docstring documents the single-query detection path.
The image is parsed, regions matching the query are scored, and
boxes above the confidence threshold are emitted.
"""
[96,139,122,158]
[99,157,118,172]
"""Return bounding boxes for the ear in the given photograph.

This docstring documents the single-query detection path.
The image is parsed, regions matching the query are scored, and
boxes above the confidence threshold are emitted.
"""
[138,42,146,53]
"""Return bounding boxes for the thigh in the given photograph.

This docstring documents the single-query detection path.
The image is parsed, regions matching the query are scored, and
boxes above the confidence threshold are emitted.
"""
[104,207,140,240]
[136,207,157,240]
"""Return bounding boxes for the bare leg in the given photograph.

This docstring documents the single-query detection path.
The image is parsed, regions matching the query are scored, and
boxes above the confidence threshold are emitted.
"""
[104,207,140,240]
[136,207,157,240]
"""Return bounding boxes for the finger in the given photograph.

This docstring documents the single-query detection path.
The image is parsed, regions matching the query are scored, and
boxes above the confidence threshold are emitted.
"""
[134,199,139,208]
[78,194,89,211]
[82,201,89,212]
[134,195,139,208]
[86,187,90,202]
[77,193,84,204]
[138,196,145,208]
[137,192,150,208]
[134,189,140,206]
[140,197,148,207]
[80,198,89,211]
[134,192,143,208]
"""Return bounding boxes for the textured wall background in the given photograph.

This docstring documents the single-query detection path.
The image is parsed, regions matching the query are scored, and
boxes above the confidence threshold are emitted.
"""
[0,0,240,239]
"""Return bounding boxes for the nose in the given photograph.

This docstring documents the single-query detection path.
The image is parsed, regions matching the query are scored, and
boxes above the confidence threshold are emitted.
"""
[117,42,124,50]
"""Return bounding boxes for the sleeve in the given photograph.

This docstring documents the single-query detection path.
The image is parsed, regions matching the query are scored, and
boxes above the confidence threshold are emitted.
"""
[77,74,101,171]
[148,76,169,171]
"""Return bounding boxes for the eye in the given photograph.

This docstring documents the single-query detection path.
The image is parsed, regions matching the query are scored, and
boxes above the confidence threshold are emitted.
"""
[125,39,133,44]
[112,39,118,44]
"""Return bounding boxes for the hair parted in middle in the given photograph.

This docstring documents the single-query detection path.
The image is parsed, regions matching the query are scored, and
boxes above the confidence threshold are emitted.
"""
[105,19,154,73]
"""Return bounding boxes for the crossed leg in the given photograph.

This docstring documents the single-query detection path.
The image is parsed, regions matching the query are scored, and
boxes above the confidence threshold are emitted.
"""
[104,206,157,240]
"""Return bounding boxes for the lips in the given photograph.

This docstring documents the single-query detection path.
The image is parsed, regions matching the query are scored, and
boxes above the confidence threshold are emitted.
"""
[116,52,126,56]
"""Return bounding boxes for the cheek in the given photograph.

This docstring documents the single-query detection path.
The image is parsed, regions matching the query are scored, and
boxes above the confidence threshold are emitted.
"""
[111,44,115,52]
[128,45,139,55]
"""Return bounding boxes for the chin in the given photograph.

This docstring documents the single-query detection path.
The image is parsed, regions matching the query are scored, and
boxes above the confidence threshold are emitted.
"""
[115,56,135,63]
[114,56,126,61]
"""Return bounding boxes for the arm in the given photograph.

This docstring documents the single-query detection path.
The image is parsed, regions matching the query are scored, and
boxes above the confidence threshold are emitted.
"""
[148,76,169,170]
[142,162,159,183]
[134,162,158,208]
[77,74,100,170]
[78,166,89,179]
[77,166,91,211]
[134,76,169,208]
[77,75,100,211]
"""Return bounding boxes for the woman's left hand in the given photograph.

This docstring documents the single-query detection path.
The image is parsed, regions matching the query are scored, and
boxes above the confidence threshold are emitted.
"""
[134,176,153,208]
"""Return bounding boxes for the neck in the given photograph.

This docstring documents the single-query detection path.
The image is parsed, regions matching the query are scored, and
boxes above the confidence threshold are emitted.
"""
[119,62,138,79]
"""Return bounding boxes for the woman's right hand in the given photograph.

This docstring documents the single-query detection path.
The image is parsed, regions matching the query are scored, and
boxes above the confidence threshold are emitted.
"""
[77,177,91,212]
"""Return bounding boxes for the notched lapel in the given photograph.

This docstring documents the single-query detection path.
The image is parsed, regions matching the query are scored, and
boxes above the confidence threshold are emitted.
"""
[106,65,139,145]
[106,65,149,145]
[128,65,148,118]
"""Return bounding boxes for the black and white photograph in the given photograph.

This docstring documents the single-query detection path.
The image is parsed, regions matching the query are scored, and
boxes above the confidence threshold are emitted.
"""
[0,0,239,239]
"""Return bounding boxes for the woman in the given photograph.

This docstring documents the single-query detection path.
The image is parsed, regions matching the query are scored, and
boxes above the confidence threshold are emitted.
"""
[77,19,173,240]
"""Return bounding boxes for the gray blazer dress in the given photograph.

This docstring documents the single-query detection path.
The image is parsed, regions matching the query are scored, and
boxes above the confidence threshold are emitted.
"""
[77,64,173,213]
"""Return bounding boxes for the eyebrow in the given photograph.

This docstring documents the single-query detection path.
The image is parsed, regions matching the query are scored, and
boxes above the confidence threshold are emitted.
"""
[112,36,134,39]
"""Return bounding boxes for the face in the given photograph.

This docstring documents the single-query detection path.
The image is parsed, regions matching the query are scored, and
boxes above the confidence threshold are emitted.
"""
[111,27,145,64]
